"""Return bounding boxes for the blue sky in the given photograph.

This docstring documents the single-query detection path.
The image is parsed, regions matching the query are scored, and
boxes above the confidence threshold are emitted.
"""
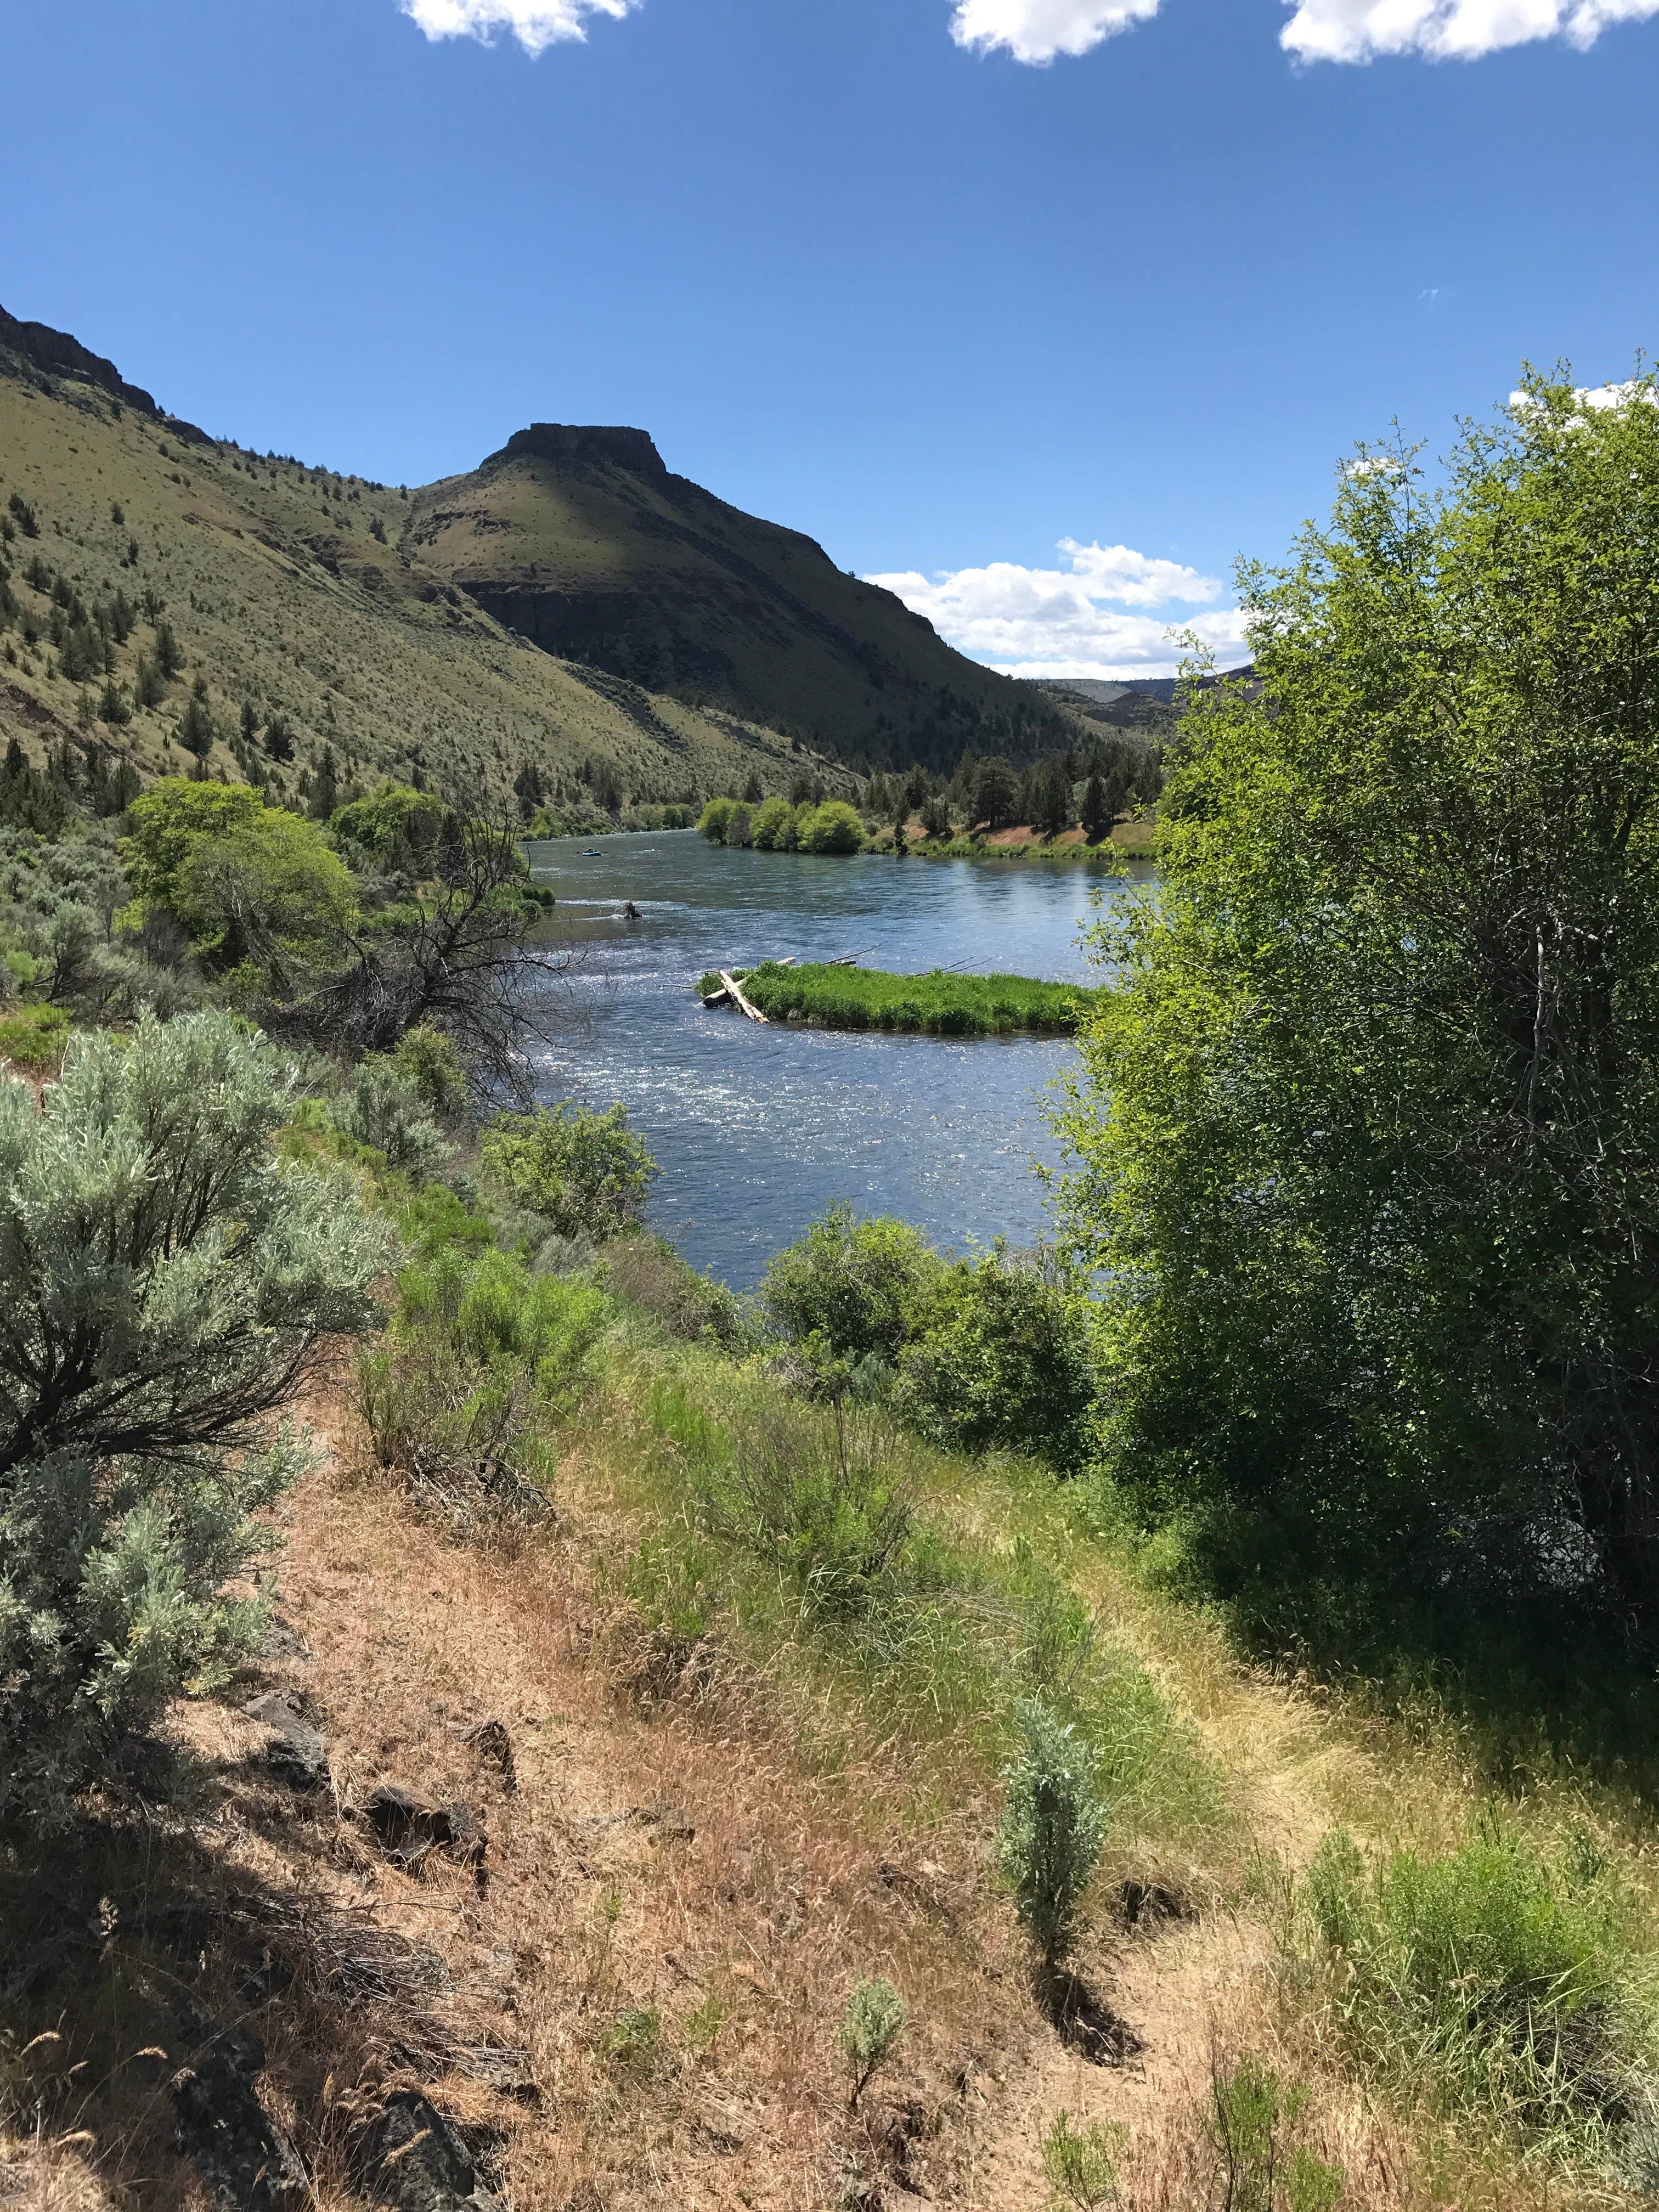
[2,0,1655,675]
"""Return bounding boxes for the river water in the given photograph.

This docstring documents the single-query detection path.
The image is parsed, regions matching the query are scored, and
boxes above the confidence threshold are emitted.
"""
[522,830,1144,1290]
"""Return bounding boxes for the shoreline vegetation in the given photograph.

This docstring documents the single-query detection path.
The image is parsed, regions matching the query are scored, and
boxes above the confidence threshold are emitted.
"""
[696,793,1161,864]
[14,371,1659,2212]
[698,959,1103,1035]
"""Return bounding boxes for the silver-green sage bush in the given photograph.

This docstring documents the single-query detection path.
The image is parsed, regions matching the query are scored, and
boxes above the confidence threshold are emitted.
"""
[0,1011,393,1826]
[996,1695,1108,1965]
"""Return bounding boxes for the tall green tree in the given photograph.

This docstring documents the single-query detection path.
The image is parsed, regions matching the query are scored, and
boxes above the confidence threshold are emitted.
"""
[973,756,1019,831]
[1056,371,1659,1636]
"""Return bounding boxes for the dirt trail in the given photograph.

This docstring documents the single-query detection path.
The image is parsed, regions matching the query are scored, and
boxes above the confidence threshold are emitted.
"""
[221,1383,1424,2212]
[4,1387,1420,2212]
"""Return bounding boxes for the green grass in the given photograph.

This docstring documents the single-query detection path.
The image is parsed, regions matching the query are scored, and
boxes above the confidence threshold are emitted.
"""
[1294,1826,1657,2160]
[588,1336,1224,1846]
[698,960,1106,1035]
[0,1001,70,1069]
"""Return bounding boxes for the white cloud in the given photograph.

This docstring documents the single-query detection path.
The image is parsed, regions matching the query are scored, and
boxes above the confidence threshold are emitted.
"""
[1281,0,1659,62]
[950,0,1163,64]
[401,0,637,57]
[866,539,1249,680]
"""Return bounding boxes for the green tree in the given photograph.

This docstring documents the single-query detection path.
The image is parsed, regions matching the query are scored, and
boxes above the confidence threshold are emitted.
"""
[761,1206,941,1369]
[1057,370,1659,1636]
[153,619,182,678]
[178,693,214,759]
[482,1100,658,1240]
[121,778,358,978]
[799,799,865,854]
[0,1013,391,1825]
[698,795,737,844]
[920,794,953,841]
[974,757,1019,831]
[330,780,450,869]
[308,743,339,821]
[749,794,797,850]
[1034,759,1073,839]
[1080,771,1112,845]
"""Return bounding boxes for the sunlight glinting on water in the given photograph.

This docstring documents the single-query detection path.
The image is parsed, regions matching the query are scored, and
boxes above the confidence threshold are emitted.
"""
[523,830,1142,1290]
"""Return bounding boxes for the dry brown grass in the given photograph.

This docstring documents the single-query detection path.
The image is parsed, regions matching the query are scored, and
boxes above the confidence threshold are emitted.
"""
[0,1366,1634,2211]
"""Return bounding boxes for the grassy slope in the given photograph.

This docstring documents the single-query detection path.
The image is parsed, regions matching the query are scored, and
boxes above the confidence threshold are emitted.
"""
[0,362,838,811]
[408,437,1068,762]
[706,960,1106,1034]
[9,1266,1650,2209]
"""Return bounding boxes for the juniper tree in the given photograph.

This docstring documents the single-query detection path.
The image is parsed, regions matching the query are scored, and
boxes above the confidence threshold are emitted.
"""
[0,1013,391,1825]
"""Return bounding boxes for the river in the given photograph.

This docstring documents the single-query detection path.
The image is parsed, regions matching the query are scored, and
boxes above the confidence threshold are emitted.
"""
[522,830,1146,1290]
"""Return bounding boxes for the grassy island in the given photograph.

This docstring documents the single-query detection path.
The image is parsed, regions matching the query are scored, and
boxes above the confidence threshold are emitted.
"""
[698,960,1104,1035]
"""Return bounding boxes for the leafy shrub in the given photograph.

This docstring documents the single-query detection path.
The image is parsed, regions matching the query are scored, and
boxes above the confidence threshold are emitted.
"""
[750,794,799,850]
[332,1058,454,1176]
[896,1247,1098,1471]
[1301,1828,1639,2142]
[0,1013,390,1826]
[837,1977,906,2107]
[391,1021,469,1116]
[699,1412,916,1622]
[799,799,865,854]
[761,1206,941,1369]
[360,1243,610,1528]
[481,1099,658,1239]
[698,796,737,844]
[996,1695,1108,1963]
[1208,2056,1343,2212]
[602,2005,662,2073]
[763,1211,1096,1468]
[0,1001,70,1070]
[1041,2110,1125,2209]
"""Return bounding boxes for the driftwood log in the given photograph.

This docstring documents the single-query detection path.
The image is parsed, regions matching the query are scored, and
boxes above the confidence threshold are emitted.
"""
[719,970,769,1023]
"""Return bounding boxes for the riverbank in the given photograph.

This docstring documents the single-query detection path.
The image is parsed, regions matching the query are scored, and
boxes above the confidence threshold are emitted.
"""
[699,958,1104,1035]
[881,820,1161,864]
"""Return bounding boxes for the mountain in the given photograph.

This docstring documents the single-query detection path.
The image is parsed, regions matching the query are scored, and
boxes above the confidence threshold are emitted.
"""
[405,422,1069,769]
[0,307,1073,821]
[0,319,820,820]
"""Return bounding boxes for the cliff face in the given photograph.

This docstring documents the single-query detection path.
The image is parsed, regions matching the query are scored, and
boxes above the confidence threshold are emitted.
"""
[0,293,1074,777]
[410,427,1070,769]
[484,424,668,478]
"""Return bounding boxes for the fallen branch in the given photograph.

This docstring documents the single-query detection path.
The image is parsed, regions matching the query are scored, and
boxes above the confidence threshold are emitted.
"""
[719,970,770,1023]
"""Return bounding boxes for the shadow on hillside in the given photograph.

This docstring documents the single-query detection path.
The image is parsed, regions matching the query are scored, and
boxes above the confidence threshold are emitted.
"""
[0,1754,473,2208]
[1192,1505,1659,1812]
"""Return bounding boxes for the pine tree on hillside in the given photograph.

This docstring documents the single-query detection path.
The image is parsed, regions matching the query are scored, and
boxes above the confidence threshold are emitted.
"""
[1081,770,1112,845]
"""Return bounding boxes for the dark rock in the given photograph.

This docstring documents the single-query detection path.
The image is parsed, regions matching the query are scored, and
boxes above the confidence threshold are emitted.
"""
[486,423,667,479]
[0,302,160,414]
[461,1718,516,1795]
[171,2025,307,2210]
[353,2089,498,2210]
[362,1786,488,1880]
[242,1689,328,1792]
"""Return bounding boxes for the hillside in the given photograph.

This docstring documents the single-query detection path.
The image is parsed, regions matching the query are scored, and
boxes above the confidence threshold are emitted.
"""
[407,422,1072,770]
[0,312,846,818]
[0,308,1074,820]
